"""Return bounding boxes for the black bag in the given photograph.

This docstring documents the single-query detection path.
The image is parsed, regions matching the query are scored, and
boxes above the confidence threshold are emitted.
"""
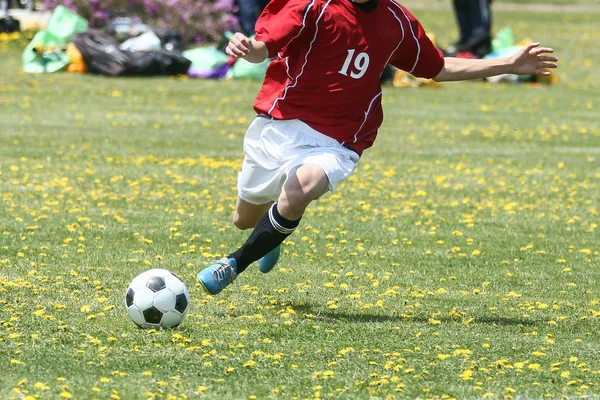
[123,49,191,76]
[0,16,20,33]
[73,30,191,77]
[72,30,129,76]
[160,30,185,53]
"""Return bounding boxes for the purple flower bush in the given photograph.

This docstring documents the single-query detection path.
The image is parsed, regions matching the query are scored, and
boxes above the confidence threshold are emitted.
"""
[42,0,239,44]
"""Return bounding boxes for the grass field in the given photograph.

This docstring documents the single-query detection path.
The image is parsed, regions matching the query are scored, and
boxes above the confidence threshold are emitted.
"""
[1,6,600,400]
[403,0,598,8]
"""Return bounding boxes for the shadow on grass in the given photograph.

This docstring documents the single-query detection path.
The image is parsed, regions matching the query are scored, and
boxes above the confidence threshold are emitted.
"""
[292,304,537,327]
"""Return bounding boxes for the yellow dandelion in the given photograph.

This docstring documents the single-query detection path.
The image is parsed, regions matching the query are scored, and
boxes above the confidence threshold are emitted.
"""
[460,370,473,380]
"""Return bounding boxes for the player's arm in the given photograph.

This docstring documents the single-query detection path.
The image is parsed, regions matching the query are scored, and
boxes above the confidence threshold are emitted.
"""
[226,0,316,64]
[226,32,269,64]
[434,43,558,82]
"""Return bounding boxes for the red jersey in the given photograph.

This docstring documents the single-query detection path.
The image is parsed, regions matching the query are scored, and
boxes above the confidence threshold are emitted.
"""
[253,0,444,155]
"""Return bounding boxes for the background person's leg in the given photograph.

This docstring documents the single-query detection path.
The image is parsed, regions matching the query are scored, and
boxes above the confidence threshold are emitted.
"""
[235,0,260,36]
[467,0,491,37]
[463,0,492,57]
[452,0,473,46]
[478,0,492,34]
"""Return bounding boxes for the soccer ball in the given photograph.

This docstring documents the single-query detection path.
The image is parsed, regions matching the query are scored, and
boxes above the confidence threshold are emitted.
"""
[125,269,190,329]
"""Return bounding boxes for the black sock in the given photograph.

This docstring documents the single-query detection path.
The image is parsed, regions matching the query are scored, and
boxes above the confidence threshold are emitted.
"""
[229,203,300,273]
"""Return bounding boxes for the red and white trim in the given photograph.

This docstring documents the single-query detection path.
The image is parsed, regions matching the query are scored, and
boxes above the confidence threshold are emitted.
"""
[268,0,333,115]
[352,91,382,144]
[389,1,421,74]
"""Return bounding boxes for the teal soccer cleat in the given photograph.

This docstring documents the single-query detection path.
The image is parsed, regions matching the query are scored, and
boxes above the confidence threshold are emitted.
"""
[197,258,238,295]
[258,246,280,273]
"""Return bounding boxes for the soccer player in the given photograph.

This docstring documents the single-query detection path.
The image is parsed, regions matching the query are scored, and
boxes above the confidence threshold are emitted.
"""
[197,0,558,295]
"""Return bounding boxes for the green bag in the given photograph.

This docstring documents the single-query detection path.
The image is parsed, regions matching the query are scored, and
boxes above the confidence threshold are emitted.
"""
[22,31,71,73]
[492,27,514,54]
[182,46,229,71]
[46,5,89,42]
[225,58,270,81]
[22,6,88,73]
[220,31,270,81]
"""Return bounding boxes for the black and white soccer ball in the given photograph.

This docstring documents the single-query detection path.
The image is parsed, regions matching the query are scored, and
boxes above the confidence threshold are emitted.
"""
[125,269,190,329]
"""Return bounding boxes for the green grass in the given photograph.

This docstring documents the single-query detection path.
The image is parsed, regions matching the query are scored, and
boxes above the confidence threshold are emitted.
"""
[1,8,600,400]
[403,0,598,7]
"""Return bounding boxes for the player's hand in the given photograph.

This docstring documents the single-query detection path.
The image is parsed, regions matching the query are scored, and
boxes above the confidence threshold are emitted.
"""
[509,43,558,76]
[226,32,253,58]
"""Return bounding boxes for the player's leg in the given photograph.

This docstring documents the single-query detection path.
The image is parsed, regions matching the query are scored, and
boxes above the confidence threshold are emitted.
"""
[197,196,276,297]
[228,163,328,273]
[198,164,328,295]
[256,163,330,271]
[277,164,329,220]
[198,118,359,295]
[197,116,281,295]
[233,197,281,274]
[233,197,273,230]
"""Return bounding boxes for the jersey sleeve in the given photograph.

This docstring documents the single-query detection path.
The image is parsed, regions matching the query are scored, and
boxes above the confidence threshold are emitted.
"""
[389,6,445,79]
[254,0,315,58]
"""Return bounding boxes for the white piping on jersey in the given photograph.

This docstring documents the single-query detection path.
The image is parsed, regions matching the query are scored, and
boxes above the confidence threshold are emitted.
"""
[353,6,405,144]
[267,0,333,116]
[275,52,293,80]
[352,91,382,144]
[274,0,316,93]
[389,1,421,74]
[280,0,317,55]
[384,7,405,69]
[285,56,292,80]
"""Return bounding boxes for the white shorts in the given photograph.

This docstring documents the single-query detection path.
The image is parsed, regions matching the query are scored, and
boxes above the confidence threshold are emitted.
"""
[238,116,360,205]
